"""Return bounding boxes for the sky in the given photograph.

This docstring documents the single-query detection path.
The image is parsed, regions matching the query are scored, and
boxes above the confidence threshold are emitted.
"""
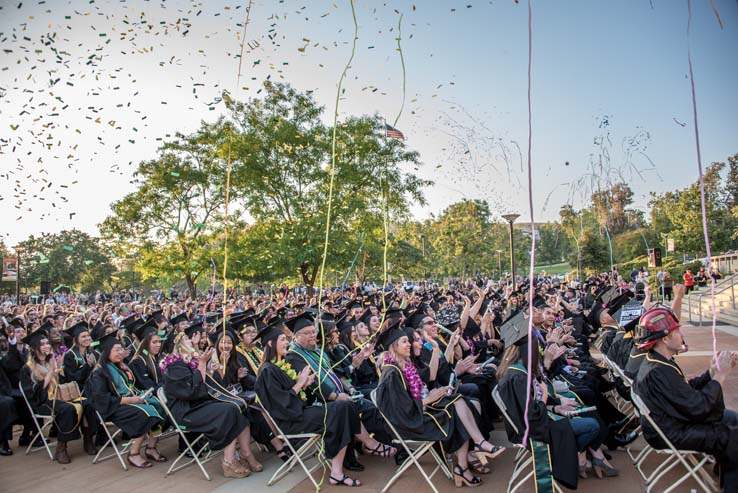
[1,0,737,248]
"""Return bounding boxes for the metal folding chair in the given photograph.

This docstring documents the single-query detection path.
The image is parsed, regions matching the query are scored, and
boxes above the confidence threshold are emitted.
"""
[18,382,57,460]
[492,386,562,493]
[258,402,326,489]
[369,389,453,493]
[630,390,718,493]
[92,410,132,470]
[157,387,222,480]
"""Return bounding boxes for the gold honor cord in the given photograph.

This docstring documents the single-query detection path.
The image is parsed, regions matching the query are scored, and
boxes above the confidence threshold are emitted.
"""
[222,0,255,340]
[314,1,360,488]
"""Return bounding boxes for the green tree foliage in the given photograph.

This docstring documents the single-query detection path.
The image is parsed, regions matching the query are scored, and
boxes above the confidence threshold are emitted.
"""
[224,82,429,290]
[99,125,230,298]
[579,229,611,273]
[649,162,737,254]
[15,230,115,292]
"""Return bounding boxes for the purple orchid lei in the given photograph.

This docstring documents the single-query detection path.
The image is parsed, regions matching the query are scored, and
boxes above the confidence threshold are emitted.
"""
[160,353,198,373]
[384,353,424,400]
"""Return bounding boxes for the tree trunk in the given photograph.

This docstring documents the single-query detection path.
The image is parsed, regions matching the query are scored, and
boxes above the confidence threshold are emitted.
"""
[300,262,320,296]
[185,274,197,300]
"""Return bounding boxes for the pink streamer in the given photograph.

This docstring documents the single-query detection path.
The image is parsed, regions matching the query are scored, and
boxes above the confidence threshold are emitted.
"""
[521,0,536,446]
[686,0,720,370]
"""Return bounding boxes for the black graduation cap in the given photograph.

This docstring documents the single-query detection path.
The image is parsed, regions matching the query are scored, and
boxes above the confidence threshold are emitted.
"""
[404,309,427,330]
[204,312,222,324]
[210,329,237,346]
[39,320,56,333]
[184,322,205,338]
[285,312,315,334]
[606,291,635,316]
[22,328,48,347]
[254,325,284,347]
[231,314,258,333]
[359,308,374,325]
[134,317,159,341]
[8,317,25,329]
[264,313,286,329]
[347,299,362,310]
[64,321,89,339]
[169,312,189,326]
[376,326,409,351]
[533,295,549,309]
[90,321,106,342]
[499,310,531,347]
[119,315,139,330]
[94,332,121,353]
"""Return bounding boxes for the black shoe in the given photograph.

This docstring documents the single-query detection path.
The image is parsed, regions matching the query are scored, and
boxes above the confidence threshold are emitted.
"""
[18,435,32,447]
[343,457,365,472]
[608,417,630,431]
[607,430,638,449]
[394,448,409,466]
[0,441,12,456]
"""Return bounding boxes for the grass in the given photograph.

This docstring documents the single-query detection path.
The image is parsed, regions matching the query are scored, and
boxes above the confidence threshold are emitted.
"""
[533,261,572,275]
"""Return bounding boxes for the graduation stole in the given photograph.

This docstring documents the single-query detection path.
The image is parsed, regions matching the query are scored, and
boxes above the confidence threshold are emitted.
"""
[236,344,262,377]
[204,374,247,412]
[289,344,344,395]
[107,363,162,419]
[509,362,557,493]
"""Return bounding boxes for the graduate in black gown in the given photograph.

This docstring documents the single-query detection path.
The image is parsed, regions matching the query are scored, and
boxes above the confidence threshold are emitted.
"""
[61,321,98,392]
[375,326,505,489]
[128,318,164,392]
[162,331,261,478]
[20,329,98,464]
[89,333,166,468]
[0,365,18,455]
[255,322,394,488]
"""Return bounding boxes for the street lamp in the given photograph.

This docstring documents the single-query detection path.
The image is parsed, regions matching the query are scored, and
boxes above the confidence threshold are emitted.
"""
[501,214,520,285]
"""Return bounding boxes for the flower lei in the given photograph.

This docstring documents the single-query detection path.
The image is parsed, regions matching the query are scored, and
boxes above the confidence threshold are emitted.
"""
[384,353,424,401]
[160,353,198,373]
[274,359,307,401]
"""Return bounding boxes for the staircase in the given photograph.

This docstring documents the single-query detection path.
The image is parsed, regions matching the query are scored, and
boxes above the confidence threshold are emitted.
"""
[685,273,738,326]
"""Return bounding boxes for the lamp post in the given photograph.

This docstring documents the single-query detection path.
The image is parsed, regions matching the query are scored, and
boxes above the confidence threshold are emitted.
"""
[496,249,503,279]
[14,246,23,303]
[420,234,426,258]
[501,214,520,285]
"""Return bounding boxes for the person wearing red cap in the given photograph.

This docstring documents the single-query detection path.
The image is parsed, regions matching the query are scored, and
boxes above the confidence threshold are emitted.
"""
[633,307,738,493]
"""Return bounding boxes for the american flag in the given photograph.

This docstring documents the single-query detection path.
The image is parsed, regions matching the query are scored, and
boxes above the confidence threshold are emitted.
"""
[384,123,405,140]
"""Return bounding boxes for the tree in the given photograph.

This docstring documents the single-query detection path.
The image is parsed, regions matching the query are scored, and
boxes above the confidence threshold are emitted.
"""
[99,125,230,298]
[591,182,636,235]
[225,82,429,291]
[579,230,611,273]
[15,230,116,292]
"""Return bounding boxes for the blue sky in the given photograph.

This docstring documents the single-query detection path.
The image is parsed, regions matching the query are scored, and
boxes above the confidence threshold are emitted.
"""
[1,0,737,246]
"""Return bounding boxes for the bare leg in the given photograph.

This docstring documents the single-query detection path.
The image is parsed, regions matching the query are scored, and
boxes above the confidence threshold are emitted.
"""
[330,446,361,486]
[354,422,396,456]
[236,425,253,457]
[128,435,147,466]
[453,399,484,443]
[223,439,238,463]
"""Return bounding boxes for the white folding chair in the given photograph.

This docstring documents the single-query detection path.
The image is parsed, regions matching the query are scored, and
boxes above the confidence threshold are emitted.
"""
[258,402,326,489]
[157,387,222,480]
[92,410,132,470]
[369,389,453,493]
[492,386,562,493]
[630,390,718,493]
[18,382,57,460]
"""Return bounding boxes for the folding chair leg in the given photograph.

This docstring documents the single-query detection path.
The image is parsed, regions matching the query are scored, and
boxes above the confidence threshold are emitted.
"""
[167,435,212,481]
[427,445,453,480]
[268,436,323,488]
[384,442,439,493]
[26,420,55,460]
[93,425,130,471]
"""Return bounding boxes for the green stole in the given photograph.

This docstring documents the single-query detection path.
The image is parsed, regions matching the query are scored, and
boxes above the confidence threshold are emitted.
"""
[107,363,163,419]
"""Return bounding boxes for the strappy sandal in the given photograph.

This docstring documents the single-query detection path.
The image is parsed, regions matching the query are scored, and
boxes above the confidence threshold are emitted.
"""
[468,456,491,475]
[239,453,263,472]
[363,442,397,458]
[329,475,362,487]
[276,447,292,463]
[144,445,168,462]
[470,441,506,465]
[454,464,483,487]
[127,453,153,469]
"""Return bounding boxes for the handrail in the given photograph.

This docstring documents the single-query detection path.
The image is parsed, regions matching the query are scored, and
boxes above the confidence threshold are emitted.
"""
[687,273,738,324]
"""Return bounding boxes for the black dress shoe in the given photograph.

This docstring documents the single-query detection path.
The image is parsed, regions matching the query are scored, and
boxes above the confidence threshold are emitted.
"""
[0,442,12,456]
[607,430,639,449]
[17,435,32,447]
[343,457,365,472]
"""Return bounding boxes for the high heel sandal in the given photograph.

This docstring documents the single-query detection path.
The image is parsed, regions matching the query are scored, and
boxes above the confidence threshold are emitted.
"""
[363,442,397,458]
[276,447,292,463]
[239,452,263,472]
[144,445,168,462]
[127,453,153,469]
[454,464,483,488]
[470,440,506,465]
[578,464,589,479]
[592,457,619,478]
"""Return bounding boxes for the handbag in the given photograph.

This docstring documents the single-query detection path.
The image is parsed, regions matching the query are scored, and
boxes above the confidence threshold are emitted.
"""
[55,381,82,402]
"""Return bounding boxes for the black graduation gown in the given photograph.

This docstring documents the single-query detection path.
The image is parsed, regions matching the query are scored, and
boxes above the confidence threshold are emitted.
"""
[375,364,470,454]
[2,341,27,388]
[605,330,626,365]
[419,344,451,387]
[352,355,380,394]
[497,365,578,490]
[255,361,359,458]
[89,367,162,438]
[599,325,618,354]
[163,360,248,450]
[0,365,19,439]
[623,346,647,380]
[633,351,738,468]
[20,364,95,441]
[129,354,163,391]
[62,346,96,391]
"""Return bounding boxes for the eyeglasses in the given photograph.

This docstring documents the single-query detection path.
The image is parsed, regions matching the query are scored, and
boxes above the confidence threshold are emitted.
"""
[423,320,435,325]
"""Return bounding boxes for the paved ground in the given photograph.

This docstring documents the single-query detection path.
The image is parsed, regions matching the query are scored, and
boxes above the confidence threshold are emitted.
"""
[2,320,735,492]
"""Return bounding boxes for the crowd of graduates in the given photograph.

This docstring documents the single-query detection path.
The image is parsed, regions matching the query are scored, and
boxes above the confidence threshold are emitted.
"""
[1,272,736,491]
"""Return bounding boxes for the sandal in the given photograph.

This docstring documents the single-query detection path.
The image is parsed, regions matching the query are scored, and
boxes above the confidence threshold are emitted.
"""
[468,456,491,475]
[454,464,483,487]
[363,442,397,458]
[144,445,168,462]
[127,453,153,469]
[470,441,506,465]
[276,447,292,463]
[239,453,263,472]
[329,475,362,487]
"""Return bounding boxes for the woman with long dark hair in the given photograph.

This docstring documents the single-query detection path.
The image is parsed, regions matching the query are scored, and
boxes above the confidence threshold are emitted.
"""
[129,320,164,392]
[89,332,166,468]
[20,329,97,463]
[375,326,505,488]
[162,332,260,478]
